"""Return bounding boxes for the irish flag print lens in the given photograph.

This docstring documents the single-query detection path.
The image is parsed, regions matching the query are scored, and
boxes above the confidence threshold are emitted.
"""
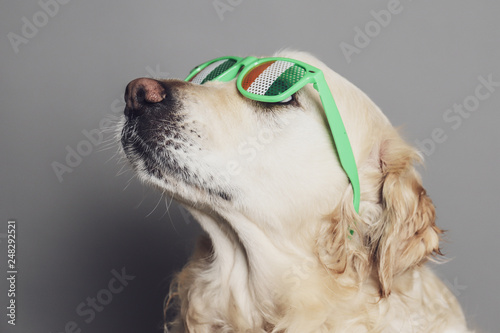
[189,58,237,84]
[188,58,307,99]
[241,60,306,97]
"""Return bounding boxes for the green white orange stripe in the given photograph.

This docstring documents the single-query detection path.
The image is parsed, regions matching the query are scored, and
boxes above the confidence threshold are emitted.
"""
[244,61,295,96]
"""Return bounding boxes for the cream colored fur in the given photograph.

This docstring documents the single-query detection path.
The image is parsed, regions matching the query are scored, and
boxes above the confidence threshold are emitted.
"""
[121,50,473,332]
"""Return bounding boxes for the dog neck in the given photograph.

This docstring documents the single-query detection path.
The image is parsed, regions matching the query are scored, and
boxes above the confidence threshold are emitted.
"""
[185,206,324,325]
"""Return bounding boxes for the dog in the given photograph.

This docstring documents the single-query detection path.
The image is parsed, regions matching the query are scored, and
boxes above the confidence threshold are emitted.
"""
[119,50,473,332]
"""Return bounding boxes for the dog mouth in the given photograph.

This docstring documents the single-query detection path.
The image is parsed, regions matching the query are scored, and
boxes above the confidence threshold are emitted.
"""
[120,78,203,182]
[121,117,191,180]
[120,78,233,201]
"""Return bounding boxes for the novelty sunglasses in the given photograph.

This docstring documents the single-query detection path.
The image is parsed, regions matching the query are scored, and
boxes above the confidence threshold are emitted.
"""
[185,56,360,215]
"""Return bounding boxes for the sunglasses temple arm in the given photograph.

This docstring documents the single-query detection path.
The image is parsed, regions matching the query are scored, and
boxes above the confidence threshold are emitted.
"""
[314,75,361,214]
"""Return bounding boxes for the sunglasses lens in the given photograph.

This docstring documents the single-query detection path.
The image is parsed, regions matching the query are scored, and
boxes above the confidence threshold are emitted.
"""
[241,60,306,97]
[189,58,237,84]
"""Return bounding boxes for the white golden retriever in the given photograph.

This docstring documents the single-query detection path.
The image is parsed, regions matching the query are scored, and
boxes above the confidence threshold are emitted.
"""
[119,50,473,332]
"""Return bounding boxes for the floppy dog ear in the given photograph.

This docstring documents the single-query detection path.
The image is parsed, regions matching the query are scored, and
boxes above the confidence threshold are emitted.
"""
[316,190,368,281]
[372,139,443,297]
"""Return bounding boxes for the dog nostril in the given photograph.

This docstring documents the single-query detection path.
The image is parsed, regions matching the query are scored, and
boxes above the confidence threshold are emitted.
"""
[124,78,167,120]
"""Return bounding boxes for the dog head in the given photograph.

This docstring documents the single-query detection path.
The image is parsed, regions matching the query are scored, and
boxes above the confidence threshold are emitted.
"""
[119,50,442,297]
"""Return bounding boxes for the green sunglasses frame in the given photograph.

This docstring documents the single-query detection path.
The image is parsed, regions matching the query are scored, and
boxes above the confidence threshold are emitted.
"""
[185,56,360,215]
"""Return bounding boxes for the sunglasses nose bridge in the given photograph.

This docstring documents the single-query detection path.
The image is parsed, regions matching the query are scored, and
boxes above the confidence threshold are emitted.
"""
[214,56,257,82]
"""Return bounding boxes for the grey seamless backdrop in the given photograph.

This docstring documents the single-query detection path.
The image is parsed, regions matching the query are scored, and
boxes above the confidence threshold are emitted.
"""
[0,0,498,332]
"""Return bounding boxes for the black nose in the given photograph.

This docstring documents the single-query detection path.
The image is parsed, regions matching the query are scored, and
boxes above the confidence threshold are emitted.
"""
[124,78,166,120]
